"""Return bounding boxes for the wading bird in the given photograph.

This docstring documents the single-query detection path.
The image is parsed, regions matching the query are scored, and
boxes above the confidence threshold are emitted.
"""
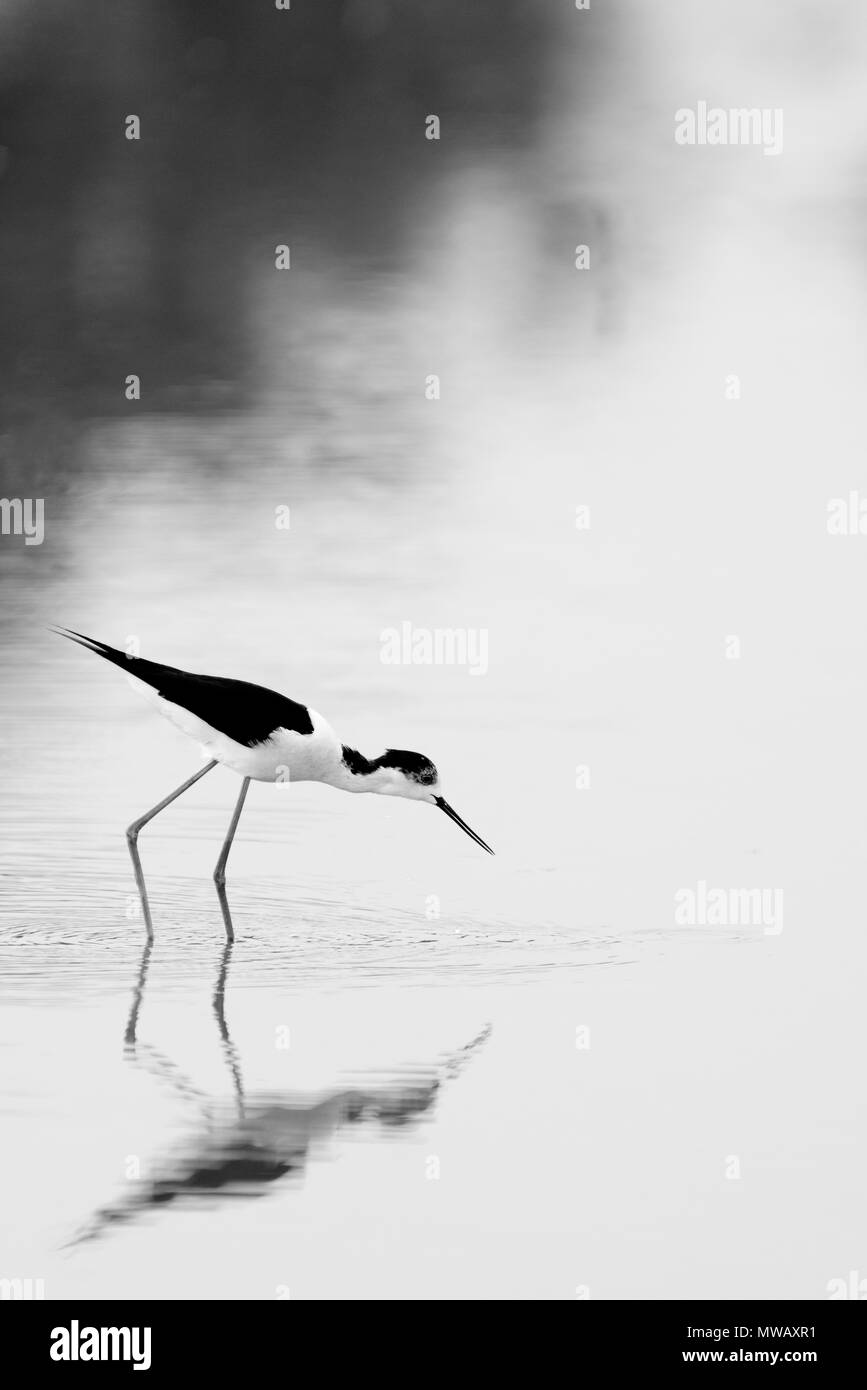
[53,628,494,938]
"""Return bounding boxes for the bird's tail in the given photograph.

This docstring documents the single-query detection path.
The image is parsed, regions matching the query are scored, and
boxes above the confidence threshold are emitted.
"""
[50,626,138,674]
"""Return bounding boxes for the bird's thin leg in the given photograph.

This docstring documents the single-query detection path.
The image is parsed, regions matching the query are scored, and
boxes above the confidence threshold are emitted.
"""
[126,759,219,940]
[213,777,250,942]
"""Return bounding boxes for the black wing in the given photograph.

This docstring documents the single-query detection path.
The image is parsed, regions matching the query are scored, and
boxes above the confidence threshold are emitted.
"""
[53,628,314,745]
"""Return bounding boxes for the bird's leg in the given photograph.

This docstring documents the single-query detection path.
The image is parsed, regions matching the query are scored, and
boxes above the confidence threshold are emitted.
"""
[213,777,250,942]
[126,759,219,940]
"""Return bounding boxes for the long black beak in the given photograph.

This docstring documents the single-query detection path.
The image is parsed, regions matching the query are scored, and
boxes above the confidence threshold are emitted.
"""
[435,797,494,855]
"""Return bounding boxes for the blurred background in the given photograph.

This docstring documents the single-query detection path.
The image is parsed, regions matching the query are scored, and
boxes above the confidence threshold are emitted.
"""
[2,0,867,1300]
[1,0,558,428]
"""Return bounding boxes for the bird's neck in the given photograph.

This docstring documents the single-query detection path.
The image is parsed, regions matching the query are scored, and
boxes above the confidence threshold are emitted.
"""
[327,746,402,796]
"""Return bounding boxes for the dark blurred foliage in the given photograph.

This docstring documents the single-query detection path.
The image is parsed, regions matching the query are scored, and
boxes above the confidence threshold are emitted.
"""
[0,0,555,421]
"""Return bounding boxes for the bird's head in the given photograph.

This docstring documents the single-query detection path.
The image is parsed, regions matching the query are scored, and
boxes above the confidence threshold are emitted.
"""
[373,750,494,854]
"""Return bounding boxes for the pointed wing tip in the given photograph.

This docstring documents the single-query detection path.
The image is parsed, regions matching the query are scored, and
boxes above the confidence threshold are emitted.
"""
[49,625,82,644]
[50,625,106,651]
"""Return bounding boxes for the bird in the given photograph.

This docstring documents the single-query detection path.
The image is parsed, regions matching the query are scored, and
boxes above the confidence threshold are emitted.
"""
[52,627,494,939]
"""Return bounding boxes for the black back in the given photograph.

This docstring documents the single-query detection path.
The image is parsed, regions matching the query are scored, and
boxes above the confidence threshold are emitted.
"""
[55,629,314,746]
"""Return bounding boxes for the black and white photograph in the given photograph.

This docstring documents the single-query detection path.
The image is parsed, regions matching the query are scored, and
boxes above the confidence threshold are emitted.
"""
[1,0,865,1341]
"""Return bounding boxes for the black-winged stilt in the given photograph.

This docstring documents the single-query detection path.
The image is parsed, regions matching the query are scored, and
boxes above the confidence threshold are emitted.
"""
[53,627,494,939]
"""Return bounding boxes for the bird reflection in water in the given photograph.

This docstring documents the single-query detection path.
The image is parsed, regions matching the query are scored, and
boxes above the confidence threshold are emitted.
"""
[68,943,491,1245]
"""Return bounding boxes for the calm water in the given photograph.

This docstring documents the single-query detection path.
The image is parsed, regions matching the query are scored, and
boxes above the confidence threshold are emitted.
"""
[3,3,867,1297]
